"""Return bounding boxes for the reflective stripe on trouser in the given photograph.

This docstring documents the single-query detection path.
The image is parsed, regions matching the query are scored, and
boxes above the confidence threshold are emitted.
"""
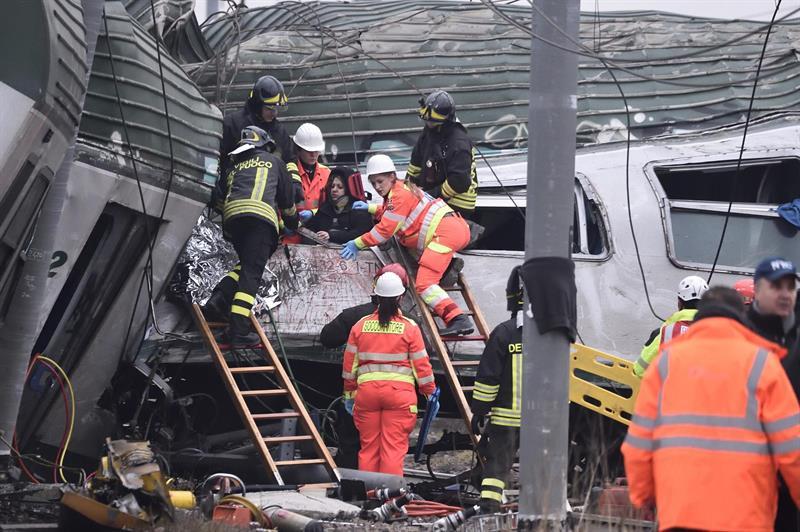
[231,291,255,318]
[226,264,242,282]
[205,264,242,312]
[479,424,519,504]
[222,217,278,335]
[353,381,418,476]
[415,215,470,323]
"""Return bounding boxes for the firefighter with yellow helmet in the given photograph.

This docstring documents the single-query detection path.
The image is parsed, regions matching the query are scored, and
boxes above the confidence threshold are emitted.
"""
[220,75,294,177]
[406,90,478,217]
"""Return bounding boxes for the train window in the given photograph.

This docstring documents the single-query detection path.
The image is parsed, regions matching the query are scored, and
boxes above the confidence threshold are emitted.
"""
[471,179,608,257]
[653,157,800,271]
[669,209,800,270]
[0,170,51,321]
[655,158,800,204]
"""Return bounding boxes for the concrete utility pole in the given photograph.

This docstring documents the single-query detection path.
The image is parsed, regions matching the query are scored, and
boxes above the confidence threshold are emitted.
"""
[518,0,580,527]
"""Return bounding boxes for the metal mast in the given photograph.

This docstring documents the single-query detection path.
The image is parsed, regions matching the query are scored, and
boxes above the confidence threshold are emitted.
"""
[518,0,580,527]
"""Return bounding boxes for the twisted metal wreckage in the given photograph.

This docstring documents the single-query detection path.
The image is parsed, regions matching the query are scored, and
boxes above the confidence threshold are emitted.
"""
[0,0,798,528]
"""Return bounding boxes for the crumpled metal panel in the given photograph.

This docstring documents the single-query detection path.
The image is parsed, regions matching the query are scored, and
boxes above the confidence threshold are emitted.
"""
[188,1,800,156]
[77,1,221,196]
[121,0,214,63]
[121,0,193,36]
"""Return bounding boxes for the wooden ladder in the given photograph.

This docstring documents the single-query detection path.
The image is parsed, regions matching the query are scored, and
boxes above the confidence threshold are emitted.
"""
[397,251,491,450]
[191,303,340,487]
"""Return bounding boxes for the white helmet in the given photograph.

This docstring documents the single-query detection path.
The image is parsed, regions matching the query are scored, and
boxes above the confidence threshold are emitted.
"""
[677,275,708,302]
[373,272,406,297]
[366,154,396,177]
[293,123,325,152]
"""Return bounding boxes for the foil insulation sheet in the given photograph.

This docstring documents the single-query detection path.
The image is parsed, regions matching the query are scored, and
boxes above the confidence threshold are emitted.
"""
[168,215,281,313]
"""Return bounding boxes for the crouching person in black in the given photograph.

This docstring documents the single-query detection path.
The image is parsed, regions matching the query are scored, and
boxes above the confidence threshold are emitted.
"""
[303,166,373,245]
[205,126,298,347]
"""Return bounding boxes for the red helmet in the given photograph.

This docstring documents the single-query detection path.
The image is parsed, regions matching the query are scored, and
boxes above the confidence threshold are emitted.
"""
[375,263,409,289]
[734,278,755,305]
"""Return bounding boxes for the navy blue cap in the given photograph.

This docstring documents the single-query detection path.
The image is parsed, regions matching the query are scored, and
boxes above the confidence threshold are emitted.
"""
[754,257,799,282]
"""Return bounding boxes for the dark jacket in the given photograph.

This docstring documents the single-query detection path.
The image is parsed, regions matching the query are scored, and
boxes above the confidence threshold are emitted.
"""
[471,316,522,428]
[220,106,294,175]
[747,303,800,398]
[304,200,373,244]
[405,121,477,214]
[214,146,298,233]
[320,302,376,348]
[303,172,374,247]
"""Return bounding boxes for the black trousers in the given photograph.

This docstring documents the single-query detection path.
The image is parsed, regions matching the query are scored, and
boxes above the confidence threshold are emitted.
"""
[211,217,278,336]
[776,477,799,532]
[479,423,519,507]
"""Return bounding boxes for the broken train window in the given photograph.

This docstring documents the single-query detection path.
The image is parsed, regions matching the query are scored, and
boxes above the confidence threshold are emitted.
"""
[470,178,608,257]
[654,157,800,270]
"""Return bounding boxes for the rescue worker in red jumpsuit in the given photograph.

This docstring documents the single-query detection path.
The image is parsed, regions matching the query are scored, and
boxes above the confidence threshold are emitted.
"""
[340,154,474,337]
[342,271,436,475]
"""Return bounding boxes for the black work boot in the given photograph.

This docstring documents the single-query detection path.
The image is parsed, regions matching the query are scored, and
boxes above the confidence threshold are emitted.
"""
[440,257,464,288]
[201,291,229,322]
[439,314,474,336]
[218,328,262,349]
[478,499,501,515]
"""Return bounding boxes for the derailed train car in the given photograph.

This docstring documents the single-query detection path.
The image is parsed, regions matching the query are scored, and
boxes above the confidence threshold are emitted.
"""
[8,1,221,461]
[3,0,799,472]
[0,0,89,310]
[185,1,800,358]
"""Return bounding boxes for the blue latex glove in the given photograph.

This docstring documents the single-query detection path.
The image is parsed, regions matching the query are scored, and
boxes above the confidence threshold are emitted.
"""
[352,201,369,211]
[340,240,359,260]
[344,398,355,416]
[299,210,313,222]
[283,227,296,236]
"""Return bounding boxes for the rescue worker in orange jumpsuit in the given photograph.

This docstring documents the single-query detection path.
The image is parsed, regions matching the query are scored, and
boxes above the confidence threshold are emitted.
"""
[342,271,436,476]
[622,286,800,531]
[284,122,330,243]
[340,154,473,337]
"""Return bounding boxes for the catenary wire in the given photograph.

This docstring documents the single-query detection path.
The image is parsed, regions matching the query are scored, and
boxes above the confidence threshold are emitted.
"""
[527,0,782,306]
[483,0,800,90]
[523,0,663,320]
[707,0,782,283]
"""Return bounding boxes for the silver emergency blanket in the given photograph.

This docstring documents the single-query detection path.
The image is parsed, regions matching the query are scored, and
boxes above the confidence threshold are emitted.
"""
[169,215,281,314]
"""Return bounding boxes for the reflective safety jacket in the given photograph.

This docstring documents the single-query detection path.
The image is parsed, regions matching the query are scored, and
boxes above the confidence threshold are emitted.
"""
[215,146,298,232]
[471,315,522,427]
[286,160,330,211]
[622,317,800,531]
[342,310,436,399]
[354,180,454,253]
[406,122,478,214]
[633,308,697,377]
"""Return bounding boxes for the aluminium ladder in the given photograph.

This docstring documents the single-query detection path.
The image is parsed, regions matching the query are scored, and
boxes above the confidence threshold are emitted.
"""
[191,303,340,487]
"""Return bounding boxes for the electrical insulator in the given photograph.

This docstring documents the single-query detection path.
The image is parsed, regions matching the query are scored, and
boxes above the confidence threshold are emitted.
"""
[431,505,480,531]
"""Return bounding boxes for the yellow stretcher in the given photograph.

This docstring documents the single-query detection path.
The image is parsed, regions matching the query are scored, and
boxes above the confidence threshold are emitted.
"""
[569,344,640,426]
